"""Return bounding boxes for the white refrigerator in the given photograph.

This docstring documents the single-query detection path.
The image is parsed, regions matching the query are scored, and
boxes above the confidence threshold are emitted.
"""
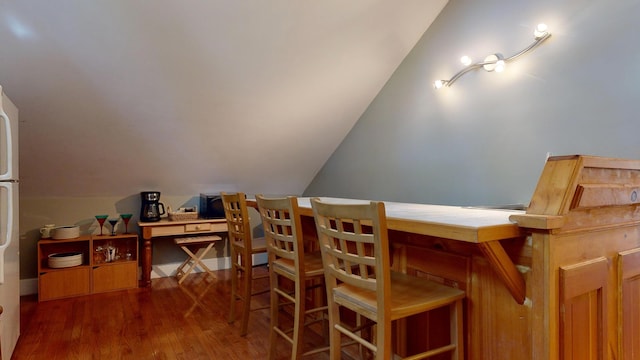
[0,84,20,360]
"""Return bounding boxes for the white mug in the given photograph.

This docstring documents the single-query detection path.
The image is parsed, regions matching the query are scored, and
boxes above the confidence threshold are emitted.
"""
[40,224,56,239]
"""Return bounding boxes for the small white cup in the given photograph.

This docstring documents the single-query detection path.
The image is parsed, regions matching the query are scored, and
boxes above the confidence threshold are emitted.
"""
[40,224,56,239]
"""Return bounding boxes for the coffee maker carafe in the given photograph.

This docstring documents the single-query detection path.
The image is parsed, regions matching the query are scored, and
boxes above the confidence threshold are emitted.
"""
[140,191,165,222]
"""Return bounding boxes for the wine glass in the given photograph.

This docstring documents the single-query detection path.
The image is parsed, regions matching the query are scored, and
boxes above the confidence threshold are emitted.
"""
[95,214,108,236]
[120,213,133,234]
[108,218,119,236]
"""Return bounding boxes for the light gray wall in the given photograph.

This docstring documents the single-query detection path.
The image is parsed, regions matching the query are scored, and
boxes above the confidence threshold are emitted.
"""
[304,0,640,206]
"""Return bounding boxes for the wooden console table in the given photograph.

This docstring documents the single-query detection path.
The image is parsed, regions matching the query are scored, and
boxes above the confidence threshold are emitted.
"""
[138,218,227,287]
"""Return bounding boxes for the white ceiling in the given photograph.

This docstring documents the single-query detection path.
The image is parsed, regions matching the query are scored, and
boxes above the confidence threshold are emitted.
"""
[0,1,447,197]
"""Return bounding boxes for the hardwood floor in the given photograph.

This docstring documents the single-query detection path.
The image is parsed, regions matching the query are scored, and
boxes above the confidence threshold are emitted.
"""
[12,269,338,360]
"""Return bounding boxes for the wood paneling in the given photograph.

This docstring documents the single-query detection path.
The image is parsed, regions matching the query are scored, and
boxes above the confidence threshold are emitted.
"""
[513,155,640,360]
[571,184,640,209]
[92,262,138,293]
[560,257,608,360]
[618,248,640,360]
[38,268,91,300]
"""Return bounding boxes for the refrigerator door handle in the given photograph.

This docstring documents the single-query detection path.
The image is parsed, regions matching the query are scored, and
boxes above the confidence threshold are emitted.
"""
[0,182,14,283]
[0,100,13,181]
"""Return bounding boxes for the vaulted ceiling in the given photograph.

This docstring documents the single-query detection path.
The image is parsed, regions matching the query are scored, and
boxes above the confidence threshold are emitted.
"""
[0,1,447,197]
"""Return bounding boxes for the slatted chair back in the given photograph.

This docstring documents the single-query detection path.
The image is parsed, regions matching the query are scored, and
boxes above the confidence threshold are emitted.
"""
[256,195,305,278]
[222,192,253,259]
[311,199,389,321]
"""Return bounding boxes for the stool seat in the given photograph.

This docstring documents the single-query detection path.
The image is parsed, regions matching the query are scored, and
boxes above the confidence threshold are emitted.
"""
[175,235,222,245]
[174,235,222,284]
[271,251,325,279]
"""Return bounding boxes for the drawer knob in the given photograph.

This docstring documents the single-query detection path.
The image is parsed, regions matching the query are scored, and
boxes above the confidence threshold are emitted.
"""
[195,225,201,230]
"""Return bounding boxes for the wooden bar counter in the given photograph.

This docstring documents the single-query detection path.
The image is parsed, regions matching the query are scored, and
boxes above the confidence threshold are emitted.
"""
[292,155,640,359]
[293,199,531,359]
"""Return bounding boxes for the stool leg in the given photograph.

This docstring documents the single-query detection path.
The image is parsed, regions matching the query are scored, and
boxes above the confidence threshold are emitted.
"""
[175,257,191,281]
[450,300,463,360]
[176,258,190,274]
[268,268,280,360]
[178,246,199,284]
[187,243,215,275]
[328,301,341,360]
[240,253,253,336]
[177,243,216,284]
[229,248,239,325]
[291,275,305,359]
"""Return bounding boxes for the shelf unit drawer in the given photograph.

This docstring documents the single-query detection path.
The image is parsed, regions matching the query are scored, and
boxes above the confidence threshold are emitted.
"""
[92,261,138,293]
[39,267,91,301]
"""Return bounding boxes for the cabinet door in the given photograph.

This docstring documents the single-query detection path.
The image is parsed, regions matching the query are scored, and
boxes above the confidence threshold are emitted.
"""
[559,257,608,360]
[39,268,91,301]
[92,262,137,293]
[619,248,640,360]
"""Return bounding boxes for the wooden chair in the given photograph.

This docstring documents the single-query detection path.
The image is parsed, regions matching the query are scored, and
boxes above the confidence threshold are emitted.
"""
[222,192,269,336]
[256,195,329,360]
[174,235,222,284]
[311,198,466,360]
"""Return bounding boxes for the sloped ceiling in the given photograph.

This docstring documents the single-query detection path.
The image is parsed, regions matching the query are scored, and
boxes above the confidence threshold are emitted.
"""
[0,1,447,197]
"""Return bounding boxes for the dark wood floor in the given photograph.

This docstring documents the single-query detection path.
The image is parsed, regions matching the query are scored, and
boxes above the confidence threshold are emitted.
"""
[12,269,338,360]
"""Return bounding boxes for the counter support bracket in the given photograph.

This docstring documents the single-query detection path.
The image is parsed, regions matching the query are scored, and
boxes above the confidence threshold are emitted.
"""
[478,241,526,304]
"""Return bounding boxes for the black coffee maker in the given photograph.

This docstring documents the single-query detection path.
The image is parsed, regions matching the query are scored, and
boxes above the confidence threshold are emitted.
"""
[140,191,165,222]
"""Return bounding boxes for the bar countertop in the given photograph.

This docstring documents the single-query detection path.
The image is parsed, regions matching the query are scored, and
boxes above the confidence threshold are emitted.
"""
[292,197,526,243]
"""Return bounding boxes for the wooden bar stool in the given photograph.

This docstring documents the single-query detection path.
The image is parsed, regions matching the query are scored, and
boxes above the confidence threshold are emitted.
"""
[174,235,222,284]
[256,195,329,360]
[222,192,269,336]
[311,198,466,360]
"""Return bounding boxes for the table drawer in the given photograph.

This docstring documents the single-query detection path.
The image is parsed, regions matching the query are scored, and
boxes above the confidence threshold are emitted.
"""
[185,222,227,233]
[149,222,228,237]
[185,223,211,232]
[208,222,228,233]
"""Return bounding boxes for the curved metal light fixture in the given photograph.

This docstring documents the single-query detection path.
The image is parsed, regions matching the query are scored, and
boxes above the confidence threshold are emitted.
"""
[434,24,552,89]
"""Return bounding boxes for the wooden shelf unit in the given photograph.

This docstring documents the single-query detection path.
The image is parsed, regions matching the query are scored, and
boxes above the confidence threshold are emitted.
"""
[37,234,139,301]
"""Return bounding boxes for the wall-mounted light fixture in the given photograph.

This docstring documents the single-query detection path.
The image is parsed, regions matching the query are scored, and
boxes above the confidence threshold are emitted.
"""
[434,24,551,89]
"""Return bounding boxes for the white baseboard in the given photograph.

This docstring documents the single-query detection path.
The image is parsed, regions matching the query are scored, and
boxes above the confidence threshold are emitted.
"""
[20,278,38,296]
[151,253,266,278]
[20,254,269,296]
[150,256,231,279]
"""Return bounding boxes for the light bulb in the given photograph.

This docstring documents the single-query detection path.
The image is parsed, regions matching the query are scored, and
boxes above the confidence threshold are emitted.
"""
[433,80,445,89]
[495,60,505,73]
[482,54,504,72]
[534,23,548,39]
[460,55,472,66]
